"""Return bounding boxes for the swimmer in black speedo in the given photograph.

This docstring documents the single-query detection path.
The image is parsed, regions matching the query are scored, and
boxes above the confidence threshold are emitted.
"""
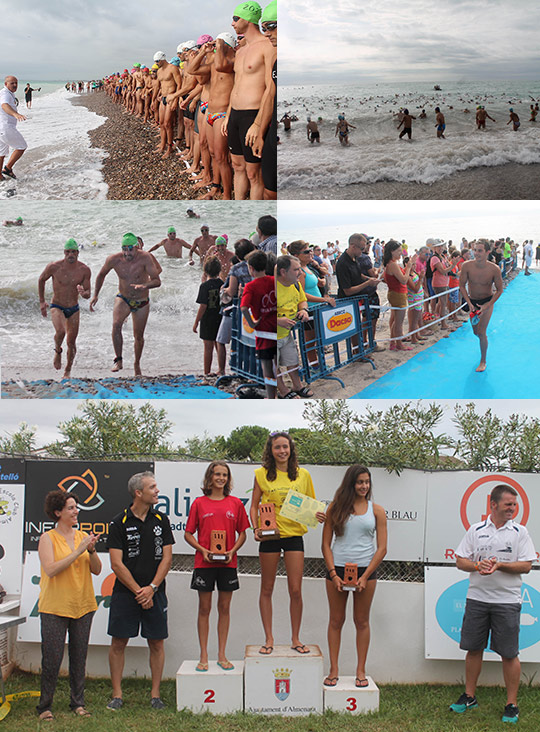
[38,239,91,378]
[459,239,503,372]
[90,233,161,376]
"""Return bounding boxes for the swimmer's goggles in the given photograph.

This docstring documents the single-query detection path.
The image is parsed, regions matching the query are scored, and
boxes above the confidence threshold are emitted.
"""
[122,245,136,251]
[262,21,277,30]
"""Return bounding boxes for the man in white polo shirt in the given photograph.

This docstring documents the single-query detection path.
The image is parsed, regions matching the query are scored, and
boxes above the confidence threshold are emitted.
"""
[0,76,27,180]
[450,484,536,724]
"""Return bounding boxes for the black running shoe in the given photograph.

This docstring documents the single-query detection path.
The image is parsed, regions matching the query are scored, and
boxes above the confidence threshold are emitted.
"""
[449,693,478,713]
[502,703,519,723]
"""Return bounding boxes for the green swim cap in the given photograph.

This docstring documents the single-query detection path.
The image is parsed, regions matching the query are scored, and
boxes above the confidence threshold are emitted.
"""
[261,0,277,23]
[168,226,176,234]
[215,236,227,246]
[64,238,78,250]
[16,216,22,221]
[234,1,262,23]
[122,232,138,248]
[133,63,141,68]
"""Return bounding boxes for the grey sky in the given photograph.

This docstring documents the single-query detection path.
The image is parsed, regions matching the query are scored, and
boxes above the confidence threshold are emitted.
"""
[1,400,539,451]
[4,0,241,80]
[281,0,540,84]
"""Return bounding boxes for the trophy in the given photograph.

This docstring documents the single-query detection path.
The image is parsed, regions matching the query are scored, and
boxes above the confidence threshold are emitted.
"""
[343,563,357,591]
[209,530,227,561]
[259,503,280,539]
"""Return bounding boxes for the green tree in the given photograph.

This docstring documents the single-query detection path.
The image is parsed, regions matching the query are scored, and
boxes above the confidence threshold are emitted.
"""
[183,433,228,460]
[48,401,177,459]
[0,422,37,455]
[224,425,269,461]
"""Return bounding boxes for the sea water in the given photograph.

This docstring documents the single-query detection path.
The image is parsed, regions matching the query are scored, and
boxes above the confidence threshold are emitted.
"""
[0,200,271,377]
[278,80,540,189]
[0,83,107,200]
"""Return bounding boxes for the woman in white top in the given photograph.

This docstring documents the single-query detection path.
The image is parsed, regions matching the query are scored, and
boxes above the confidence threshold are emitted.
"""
[321,465,387,687]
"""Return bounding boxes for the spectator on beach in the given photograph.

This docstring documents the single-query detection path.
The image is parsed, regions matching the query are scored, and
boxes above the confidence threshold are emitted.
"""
[24,83,41,109]
[276,255,313,398]
[193,255,225,377]
[0,76,28,180]
[403,256,425,344]
[240,249,277,398]
[382,239,417,351]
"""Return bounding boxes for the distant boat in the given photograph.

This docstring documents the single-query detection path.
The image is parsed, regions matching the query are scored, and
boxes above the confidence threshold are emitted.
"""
[434,85,442,91]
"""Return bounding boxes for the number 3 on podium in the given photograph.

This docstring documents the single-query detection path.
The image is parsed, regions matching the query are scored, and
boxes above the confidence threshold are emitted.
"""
[346,697,357,711]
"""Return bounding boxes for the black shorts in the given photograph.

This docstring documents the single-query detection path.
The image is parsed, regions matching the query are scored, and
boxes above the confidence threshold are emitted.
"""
[256,346,277,360]
[463,296,492,312]
[261,119,277,192]
[194,100,201,134]
[460,598,521,658]
[107,590,168,640]
[183,95,195,121]
[310,131,320,141]
[190,566,240,592]
[228,108,260,164]
[325,565,378,582]
[259,535,304,553]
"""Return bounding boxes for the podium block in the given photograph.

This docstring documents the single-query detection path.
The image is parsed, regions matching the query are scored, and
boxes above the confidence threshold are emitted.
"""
[176,660,244,714]
[323,676,379,714]
[244,644,323,716]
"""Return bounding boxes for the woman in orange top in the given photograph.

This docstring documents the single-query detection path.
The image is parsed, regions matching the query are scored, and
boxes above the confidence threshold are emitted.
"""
[37,490,102,721]
[383,240,417,351]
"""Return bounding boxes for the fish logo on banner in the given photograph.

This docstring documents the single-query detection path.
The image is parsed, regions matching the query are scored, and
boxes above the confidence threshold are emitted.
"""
[57,469,104,511]
[273,668,291,701]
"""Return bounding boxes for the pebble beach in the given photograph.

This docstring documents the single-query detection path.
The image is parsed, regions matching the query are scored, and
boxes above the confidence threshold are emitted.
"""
[71,93,199,200]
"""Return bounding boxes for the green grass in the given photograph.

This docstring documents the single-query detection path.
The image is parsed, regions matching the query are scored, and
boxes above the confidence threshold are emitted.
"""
[3,672,540,731]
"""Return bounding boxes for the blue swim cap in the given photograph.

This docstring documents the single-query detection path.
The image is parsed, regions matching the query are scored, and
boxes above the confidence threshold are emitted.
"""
[170,56,180,66]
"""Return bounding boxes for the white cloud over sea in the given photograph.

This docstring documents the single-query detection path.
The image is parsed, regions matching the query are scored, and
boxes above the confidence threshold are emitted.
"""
[2,0,245,80]
[281,0,540,83]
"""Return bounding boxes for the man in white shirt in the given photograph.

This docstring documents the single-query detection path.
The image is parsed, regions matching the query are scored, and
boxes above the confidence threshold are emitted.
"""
[450,484,536,724]
[0,76,27,180]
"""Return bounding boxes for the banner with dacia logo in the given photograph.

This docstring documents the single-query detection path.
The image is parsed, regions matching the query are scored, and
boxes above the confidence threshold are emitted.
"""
[319,303,358,345]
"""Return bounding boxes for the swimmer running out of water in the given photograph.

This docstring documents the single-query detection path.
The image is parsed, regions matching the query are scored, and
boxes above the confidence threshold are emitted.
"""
[507,109,520,131]
[459,239,503,373]
[307,117,320,143]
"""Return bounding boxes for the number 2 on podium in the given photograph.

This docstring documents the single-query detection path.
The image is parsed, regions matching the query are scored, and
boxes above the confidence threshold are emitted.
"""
[204,689,215,703]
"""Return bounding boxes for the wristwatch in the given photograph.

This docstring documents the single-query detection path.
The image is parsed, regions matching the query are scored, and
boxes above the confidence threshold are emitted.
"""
[150,583,158,593]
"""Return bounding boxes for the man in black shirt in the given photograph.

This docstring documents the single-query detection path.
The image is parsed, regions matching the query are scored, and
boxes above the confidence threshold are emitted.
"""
[335,233,384,349]
[106,471,174,711]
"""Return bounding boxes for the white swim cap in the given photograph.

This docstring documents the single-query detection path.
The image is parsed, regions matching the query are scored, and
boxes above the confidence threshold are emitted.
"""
[153,51,167,61]
[177,42,186,53]
[216,32,235,48]
[183,40,198,51]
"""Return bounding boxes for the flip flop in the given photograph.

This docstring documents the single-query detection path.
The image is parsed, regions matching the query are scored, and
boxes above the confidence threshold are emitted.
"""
[39,710,54,721]
[293,387,314,398]
[74,706,91,717]
[291,644,310,654]
[258,645,273,655]
[195,662,209,672]
[355,677,369,688]
[217,661,235,670]
[323,676,339,686]
[2,167,16,180]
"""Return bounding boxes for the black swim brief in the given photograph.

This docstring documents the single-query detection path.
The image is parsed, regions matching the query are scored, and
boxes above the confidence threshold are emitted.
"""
[116,293,149,312]
[50,303,80,319]
[162,96,167,106]
[463,296,492,312]
[182,94,195,121]
[227,108,260,164]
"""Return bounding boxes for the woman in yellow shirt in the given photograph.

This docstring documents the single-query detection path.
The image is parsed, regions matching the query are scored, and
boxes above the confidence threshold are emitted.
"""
[36,490,102,721]
[250,431,325,655]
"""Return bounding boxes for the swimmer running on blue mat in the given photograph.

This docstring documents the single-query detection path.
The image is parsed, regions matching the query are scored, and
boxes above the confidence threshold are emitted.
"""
[459,239,503,373]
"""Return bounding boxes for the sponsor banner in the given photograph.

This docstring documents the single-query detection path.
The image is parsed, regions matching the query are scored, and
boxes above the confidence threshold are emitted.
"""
[425,566,540,662]
[154,463,426,561]
[424,472,540,563]
[245,652,323,715]
[18,551,146,646]
[239,312,257,347]
[0,484,25,594]
[0,458,25,484]
[319,303,358,345]
[24,461,153,552]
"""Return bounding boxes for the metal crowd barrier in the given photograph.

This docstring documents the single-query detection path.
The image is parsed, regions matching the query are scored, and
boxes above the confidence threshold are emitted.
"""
[217,300,266,394]
[292,295,376,389]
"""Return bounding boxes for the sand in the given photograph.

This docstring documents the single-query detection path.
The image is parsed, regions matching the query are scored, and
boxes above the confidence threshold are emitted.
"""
[278,162,540,200]
[71,93,200,200]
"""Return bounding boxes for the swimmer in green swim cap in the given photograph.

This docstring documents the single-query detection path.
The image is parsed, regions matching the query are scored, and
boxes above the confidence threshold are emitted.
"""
[148,227,191,258]
[232,1,262,24]
[38,236,91,378]
[230,0,275,200]
[90,233,162,375]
